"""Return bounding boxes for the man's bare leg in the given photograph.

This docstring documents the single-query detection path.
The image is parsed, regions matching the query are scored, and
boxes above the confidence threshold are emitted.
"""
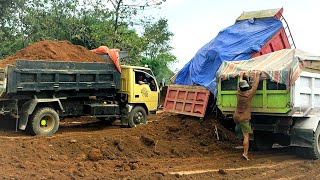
[243,133,250,160]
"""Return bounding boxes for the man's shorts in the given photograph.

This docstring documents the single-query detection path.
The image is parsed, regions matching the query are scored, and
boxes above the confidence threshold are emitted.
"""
[239,121,252,134]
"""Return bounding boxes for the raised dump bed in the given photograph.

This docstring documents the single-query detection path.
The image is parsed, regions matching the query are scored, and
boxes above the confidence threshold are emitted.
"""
[236,8,295,58]
[0,60,120,99]
[164,8,294,117]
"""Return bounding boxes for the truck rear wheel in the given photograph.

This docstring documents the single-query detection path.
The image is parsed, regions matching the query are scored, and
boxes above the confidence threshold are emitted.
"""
[300,125,320,159]
[128,106,147,128]
[28,107,60,135]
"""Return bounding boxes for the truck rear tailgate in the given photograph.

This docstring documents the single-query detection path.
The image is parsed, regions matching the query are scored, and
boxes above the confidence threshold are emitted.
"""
[217,78,291,116]
[163,85,210,118]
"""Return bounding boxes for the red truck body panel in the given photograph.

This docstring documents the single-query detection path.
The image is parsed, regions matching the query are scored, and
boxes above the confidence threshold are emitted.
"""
[251,28,290,58]
[163,85,210,118]
[239,8,291,58]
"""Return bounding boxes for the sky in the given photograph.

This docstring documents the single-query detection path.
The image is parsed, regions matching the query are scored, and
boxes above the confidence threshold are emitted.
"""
[147,0,320,71]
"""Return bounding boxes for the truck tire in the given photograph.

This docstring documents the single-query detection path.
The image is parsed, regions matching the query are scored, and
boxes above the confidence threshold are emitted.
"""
[128,106,147,128]
[28,107,60,135]
[299,125,320,159]
[253,133,274,151]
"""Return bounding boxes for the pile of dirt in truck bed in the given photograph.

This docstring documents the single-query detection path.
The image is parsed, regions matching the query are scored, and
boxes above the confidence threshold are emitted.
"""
[0,40,107,68]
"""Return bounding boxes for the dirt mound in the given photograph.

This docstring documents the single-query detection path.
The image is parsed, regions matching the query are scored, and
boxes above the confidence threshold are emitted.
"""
[0,112,240,179]
[55,113,239,161]
[0,40,107,68]
[0,113,315,179]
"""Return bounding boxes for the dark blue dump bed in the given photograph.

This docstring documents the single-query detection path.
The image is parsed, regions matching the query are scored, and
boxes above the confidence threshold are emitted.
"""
[4,60,120,98]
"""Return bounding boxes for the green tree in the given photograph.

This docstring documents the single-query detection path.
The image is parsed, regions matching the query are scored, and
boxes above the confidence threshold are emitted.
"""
[105,0,166,64]
[22,0,80,45]
[107,0,165,46]
[0,0,27,58]
[0,0,176,83]
[140,18,176,83]
[0,0,16,18]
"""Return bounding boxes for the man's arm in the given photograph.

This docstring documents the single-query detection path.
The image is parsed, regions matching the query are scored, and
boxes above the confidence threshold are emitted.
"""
[238,72,245,91]
[250,71,261,93]
[239,72,244,81]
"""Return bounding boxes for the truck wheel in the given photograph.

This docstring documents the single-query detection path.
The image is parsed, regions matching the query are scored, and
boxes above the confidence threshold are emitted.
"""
[128,106,147,128]
[300,125,320,159]
[28,107,59,135]
[253,133,274,151]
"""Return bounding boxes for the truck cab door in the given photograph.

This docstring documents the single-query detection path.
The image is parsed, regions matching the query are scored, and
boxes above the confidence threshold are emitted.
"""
[133,71,159,112]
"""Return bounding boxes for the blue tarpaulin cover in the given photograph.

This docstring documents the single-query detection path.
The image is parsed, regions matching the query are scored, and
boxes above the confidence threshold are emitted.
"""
[174,18,283,94]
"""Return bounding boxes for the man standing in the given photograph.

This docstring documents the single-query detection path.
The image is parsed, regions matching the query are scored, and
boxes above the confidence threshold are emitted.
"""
[233,71,261,160]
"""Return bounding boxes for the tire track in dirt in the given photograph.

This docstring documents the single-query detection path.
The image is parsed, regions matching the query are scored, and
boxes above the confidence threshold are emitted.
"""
[169,164,279,175]
[167,158,306,179]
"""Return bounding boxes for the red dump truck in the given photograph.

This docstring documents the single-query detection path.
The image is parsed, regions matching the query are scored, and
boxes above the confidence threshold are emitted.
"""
[164,8,295,118]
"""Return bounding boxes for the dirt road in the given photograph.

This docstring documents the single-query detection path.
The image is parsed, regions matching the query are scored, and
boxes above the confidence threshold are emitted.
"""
[0,112,318,179]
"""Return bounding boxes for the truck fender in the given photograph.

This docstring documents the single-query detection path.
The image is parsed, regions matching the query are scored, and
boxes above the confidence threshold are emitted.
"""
[120,104,134,126]
[19,99,64,130]
[291,117,320,147]
[127,104,134,113]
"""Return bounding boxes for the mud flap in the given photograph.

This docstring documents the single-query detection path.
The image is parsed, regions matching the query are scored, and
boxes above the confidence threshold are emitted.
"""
[19,99,38,130]
[120,104,133,126]
[19,98,65,130]
[291,117,320,148]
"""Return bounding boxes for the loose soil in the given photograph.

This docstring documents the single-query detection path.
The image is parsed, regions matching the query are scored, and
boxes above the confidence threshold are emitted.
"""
[0,40,318,179]
[0,40,107,68]
[0,112,318,179]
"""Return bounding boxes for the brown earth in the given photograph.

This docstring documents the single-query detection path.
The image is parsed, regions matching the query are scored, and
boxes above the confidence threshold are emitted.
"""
[0,40,107,68]
[0,40,318,179]
[0,112,318,179]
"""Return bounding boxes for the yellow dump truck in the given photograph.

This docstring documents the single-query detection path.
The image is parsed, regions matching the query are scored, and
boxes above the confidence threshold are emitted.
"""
[0,55,159,135]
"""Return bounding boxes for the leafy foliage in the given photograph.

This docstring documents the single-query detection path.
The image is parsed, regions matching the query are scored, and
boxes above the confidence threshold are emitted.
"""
[0,0,175,82]
[140,18,176,83]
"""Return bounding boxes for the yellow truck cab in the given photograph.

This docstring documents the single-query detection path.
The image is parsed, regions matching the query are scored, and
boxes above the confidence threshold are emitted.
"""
[120,65,159,127]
